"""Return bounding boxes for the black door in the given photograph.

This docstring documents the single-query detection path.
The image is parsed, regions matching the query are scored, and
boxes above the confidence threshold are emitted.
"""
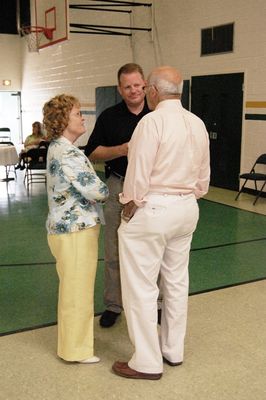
[191,73,244,190]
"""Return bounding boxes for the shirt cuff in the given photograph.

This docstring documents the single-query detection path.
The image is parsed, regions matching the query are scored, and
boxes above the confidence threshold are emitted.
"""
[119,193,146,207]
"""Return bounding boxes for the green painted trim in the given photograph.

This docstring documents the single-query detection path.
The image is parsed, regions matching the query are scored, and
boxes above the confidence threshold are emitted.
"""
[245,114,266,120]
[81,110,96,115]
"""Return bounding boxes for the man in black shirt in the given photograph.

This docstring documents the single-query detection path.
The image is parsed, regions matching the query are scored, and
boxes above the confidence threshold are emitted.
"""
[85,63,150,327]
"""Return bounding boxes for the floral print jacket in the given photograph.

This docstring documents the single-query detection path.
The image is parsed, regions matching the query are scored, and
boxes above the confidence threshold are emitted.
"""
[46,136,109,235]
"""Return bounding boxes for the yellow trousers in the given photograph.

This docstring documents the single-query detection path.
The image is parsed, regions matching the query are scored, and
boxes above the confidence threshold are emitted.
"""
[48,225,100,361]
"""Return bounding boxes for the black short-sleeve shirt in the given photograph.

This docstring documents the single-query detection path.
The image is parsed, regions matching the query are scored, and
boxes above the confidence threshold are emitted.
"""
[85,100,150,177]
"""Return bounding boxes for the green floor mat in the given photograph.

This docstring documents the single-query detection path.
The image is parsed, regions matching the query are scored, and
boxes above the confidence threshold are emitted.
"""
[189,240,266,293]
[0,261,105,335]
[0,196,266,335]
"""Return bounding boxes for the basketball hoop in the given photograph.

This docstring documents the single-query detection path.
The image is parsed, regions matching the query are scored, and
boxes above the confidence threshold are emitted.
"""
[20,26,54,52]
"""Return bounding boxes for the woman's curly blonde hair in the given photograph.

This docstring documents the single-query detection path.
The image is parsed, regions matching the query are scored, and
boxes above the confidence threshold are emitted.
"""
[43,94,80,140]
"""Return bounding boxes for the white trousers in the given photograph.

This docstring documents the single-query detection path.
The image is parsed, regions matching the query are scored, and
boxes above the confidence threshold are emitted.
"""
[118,193,199,374]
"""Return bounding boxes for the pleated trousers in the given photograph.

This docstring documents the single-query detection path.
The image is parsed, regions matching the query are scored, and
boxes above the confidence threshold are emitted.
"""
[104,174,124,313]
[118,193,199,374]
[48,224,100,361]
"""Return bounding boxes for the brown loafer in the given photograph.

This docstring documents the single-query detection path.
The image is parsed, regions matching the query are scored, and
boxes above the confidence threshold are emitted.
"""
[163,357,183,367]
[112,361,162,380]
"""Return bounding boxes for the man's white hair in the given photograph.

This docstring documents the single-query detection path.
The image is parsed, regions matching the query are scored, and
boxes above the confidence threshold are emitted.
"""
[149,77,183,96]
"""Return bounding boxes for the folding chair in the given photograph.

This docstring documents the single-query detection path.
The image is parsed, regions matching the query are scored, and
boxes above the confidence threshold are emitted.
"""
[235,153,266,205]
[0,127,11,142]
[24,146,48,191]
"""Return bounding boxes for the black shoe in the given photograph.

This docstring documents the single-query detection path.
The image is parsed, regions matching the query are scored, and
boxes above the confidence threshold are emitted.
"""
[157,309,161,325]
[163,357,183,367]
[20,165,25,170]
[99,310,120,327]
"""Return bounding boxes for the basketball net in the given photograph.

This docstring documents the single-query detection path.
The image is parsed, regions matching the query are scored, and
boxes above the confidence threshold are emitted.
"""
[20,26,54,53]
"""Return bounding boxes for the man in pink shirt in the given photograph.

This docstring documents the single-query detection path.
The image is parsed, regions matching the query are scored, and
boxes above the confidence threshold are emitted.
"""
[112,66,210,380]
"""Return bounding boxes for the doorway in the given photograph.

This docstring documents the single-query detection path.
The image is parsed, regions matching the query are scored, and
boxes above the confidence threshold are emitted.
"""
[0,91,22,145]
[191,73,244,190]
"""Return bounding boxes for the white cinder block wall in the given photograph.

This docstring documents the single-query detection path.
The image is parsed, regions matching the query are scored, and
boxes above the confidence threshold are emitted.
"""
[132,0,266,175]
[0,35,21,88]
[0,0,265,181]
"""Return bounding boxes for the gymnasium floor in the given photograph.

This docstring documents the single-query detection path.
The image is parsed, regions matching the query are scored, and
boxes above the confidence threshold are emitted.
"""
[0,168,266,400]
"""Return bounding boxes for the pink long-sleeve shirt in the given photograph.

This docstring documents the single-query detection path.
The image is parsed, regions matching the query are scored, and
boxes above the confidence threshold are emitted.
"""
[119,99,210,207]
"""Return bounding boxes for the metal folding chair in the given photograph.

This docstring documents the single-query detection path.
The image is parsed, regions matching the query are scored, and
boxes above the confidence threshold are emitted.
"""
[235,154,266,205]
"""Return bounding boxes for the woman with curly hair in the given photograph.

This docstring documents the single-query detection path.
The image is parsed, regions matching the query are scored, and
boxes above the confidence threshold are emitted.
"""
[43,94,109,364]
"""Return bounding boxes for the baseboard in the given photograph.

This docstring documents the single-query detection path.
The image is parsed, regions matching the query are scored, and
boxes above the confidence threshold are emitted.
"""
[242,188,266,198]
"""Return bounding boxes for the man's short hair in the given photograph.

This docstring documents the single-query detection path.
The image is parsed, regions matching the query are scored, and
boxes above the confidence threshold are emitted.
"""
[117,63,144,84]
[155,79,183,95]
[149,76,183,96]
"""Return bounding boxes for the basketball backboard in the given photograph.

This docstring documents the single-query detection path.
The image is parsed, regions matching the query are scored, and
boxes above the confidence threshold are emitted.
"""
[33,0,69,49]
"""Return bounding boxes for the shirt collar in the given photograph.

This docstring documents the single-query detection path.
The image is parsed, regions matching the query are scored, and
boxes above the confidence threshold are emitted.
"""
[122,98,150,116]
[156,99,183,111]
[56,135,72,145]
